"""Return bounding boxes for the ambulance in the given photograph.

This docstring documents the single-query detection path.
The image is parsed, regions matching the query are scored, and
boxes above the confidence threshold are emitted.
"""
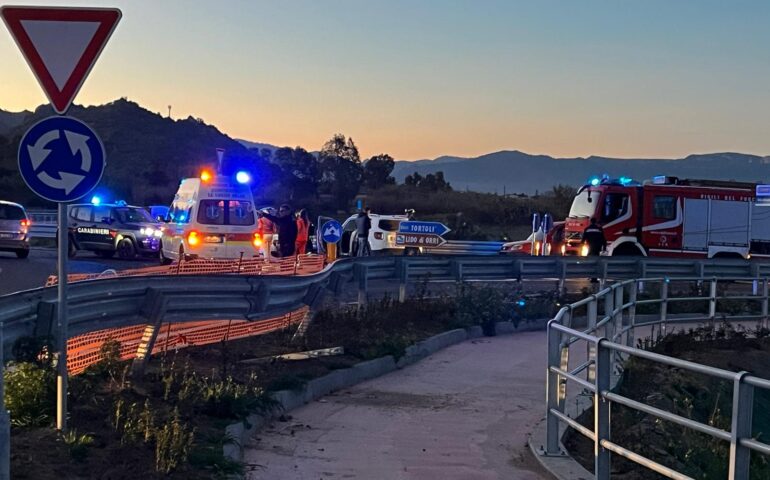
[159,169,261,263]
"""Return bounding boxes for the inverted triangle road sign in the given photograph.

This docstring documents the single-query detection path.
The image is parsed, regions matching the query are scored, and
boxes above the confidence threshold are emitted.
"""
[1,6,121,114]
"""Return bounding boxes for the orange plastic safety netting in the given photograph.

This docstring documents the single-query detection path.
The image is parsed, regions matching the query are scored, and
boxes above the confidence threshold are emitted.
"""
[46,254,326,287]
[66,307,308,375]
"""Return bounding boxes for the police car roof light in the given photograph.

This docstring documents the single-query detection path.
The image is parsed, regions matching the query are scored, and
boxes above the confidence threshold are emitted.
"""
[235,171,251,184]
[91,196,101,205]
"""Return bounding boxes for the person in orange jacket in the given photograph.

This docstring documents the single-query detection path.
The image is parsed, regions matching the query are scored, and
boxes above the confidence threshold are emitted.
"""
[295,209,310,255]
[258,208,276,261]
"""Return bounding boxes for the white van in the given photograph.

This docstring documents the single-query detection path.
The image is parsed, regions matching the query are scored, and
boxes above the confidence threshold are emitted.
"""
[339,213,411,256]
[159,171,259,263]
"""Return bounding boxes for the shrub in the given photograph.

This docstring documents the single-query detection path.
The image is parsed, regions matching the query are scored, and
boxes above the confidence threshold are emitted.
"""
[61,429,94,462]
[155,408,195,474]
[4,362,55,427]
[454,284,512,335]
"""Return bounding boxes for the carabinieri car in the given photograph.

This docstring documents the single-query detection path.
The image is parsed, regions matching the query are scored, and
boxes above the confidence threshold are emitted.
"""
[66,201,162,259]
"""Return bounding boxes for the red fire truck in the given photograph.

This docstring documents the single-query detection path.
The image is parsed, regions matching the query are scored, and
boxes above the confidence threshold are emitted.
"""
[563,175,770,259]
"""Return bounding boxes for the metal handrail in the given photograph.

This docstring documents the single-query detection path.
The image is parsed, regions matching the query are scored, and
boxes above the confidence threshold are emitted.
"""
[545,274,770,480]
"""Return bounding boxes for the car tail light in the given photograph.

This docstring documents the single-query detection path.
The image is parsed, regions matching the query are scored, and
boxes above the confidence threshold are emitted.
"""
[187,230,201,247]
[109,230,117,238]
[373,232,383,240]
[20,219,30,227]
[252,232,262,248]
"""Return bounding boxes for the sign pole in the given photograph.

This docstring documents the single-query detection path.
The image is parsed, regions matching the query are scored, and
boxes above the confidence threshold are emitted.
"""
[56,202,68,432]
[0,319,9,480]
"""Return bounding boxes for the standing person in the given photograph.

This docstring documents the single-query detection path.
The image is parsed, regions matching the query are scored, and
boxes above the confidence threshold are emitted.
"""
[295,209,310,255]
[582,218,606,256]
[260,204,298,258]
[355,208,372,257]
[258,208,276,262]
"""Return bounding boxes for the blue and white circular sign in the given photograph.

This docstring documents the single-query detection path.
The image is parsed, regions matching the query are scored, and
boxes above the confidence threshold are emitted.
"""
[18,115,105,202]
[321,220,342,243]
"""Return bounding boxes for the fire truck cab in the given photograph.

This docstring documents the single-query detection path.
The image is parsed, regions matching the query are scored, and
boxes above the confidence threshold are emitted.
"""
[563,175,770,259]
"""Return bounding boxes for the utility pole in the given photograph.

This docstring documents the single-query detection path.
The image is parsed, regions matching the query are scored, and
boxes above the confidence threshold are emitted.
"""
[167,105,171,118]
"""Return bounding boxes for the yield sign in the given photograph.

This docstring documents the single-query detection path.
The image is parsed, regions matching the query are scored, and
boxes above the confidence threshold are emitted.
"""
[1,6,121,114]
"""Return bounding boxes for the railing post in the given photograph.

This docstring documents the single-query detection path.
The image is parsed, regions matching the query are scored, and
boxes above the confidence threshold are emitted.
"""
[603,290,614,345]
[709,277,718,321]
[587,297,597,382]
[763,278,769,329]
[613,286,624,341]
[559,308,571,413]
[660,279,669,337]
[545,320,563,455]
[594,338,611,480]
[728,372,753,480]
[627,281,637,348]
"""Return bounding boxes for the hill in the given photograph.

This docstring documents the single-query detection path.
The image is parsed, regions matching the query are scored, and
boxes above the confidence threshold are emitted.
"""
[393,150,770,194]
[0,99,279,207]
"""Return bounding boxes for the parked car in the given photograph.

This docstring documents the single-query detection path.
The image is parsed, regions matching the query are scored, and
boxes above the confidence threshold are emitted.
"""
[66,201,162,259]
[0,201,30,259]
[339,213,411,256]
[501,221,565,256]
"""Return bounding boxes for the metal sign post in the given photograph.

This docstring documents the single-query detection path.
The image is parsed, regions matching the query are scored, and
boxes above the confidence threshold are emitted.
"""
[56,203,68,431]
[0,320,8,480]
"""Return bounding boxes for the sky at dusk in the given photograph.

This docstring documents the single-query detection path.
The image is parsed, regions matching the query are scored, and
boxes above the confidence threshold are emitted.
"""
[2,0,770,160]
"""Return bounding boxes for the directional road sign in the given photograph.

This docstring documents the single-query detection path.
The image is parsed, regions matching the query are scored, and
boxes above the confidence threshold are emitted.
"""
[321,220,343,243]
[757,185,770,207]
[398,220,450,237]
[18,116,105,202]
[1,6,121,114]
[396,233,447,247]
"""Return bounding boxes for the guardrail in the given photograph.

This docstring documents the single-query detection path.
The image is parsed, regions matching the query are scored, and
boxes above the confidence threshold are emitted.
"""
[2,255,770,356]
[426,240,504,255]
[544,276,770,479]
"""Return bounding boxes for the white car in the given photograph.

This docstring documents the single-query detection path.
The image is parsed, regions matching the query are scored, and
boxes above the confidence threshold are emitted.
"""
[339,213,411,256]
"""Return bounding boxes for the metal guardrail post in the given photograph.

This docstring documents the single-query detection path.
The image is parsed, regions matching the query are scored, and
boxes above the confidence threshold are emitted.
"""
[354,263,368,307]
[709,277,718,321]
[599,260,608,289]
[729,372,753,480]
[595,338,611,480]
[395,258,408,303]
[558,260,567,295]
[545,320,563,455]
[660,279,669,337]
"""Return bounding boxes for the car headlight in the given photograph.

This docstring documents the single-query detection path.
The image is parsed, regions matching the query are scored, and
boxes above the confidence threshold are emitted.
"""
[140,227,158,237]
[154,229,163,237]
[580,244,589,256]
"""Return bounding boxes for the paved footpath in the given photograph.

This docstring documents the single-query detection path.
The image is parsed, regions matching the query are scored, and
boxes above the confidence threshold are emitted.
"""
[244,332,550,480]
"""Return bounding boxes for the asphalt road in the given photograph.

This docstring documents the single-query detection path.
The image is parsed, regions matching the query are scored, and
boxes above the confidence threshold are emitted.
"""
[0,247,156,295]
[245,332,550,480]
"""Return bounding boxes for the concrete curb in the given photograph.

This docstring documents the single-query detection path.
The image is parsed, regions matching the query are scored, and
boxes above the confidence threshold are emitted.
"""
[224,319,546,467]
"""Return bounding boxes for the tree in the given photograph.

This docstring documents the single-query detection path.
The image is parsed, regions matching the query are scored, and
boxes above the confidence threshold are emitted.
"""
[318,134,363,209]
[404,172,422,186]
[362,154,395,190]
[404,170,451,191]
[272,146,320,201]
